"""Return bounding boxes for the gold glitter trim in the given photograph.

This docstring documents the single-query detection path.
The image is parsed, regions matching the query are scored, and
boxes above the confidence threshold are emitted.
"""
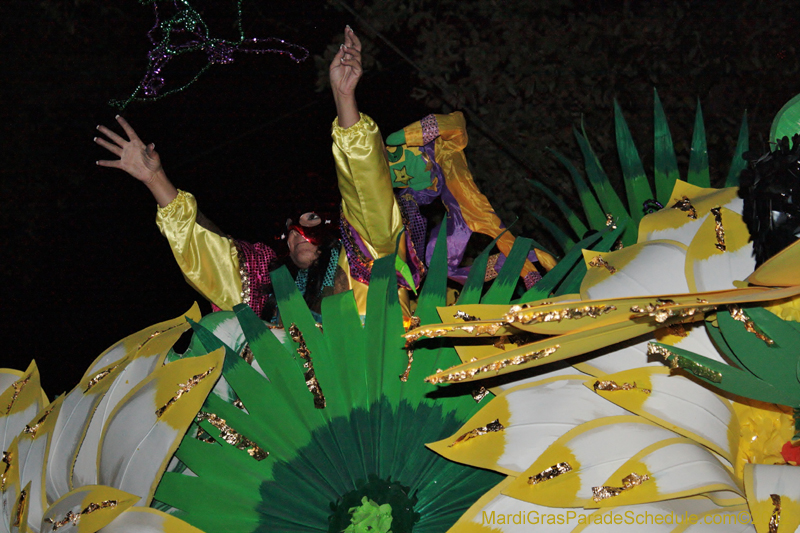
[289,324,326,409]
[454,310,479,322]
[85,363,121,393]
[593,380,651,394]
[710,206,726,251]
[505,304,616,325]
[405,322,507,343]
[666,324,688,337]
[769,494,781,533]
[13,488,26,527]
[471,387,489,402]
[648,343,722,383]
[1,450,11,491]
[729,305,775,346]
[485,254,500,281]
[240,344,254,365]
[24,404,55,438]
[449,419,505,446]
[196,412,268,460]
[400,316,421,382]
[528,462,572,485]
[671,196,697,219]
[588,256,617,274]
[631,299,714,324]
[426,345,560,384]
[592,473,650,502]
[6,377,30,414]
[605,214,616,228]
[155,367,216,418]
[138,323,182,352]
[45,500,118,530]
[234,242,252,306]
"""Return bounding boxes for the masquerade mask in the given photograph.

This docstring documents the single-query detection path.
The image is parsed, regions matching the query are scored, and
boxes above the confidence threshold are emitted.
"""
[286,212,328,246]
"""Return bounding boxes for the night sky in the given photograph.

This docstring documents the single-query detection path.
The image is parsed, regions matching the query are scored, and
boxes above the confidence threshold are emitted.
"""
[2,1,419,395]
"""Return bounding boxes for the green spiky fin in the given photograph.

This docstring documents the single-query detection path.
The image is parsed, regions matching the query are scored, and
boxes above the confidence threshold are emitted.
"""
[549,148,608,231]
[650,342,800,407]
[528,179,588,238]
[725,111,749,188]
[526,208,575,255]
[716,306,800,392]
[555,221,626,296]
[574,124,636,245]
[514,228,609,303]
[615,99,654,226]
[653,89,681,206]
[770,93,800,143]
[458,230,507,305]
[703,314,746,369]
[481,237,532,304]
[416,221,449,325]
[687,99,710,188]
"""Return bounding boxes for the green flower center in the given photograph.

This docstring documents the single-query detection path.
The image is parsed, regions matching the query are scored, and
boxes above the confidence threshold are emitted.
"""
[328,476,419,533]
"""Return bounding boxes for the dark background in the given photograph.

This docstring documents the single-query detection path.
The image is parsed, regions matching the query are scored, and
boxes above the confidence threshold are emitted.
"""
[3,0,800,396]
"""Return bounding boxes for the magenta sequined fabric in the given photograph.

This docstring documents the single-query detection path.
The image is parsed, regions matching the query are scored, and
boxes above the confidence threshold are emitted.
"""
[210,239,277,317]
[420,114,440,145]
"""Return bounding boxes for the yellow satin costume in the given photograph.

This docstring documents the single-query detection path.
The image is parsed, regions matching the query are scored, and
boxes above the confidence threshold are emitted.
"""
[156,113,410,317]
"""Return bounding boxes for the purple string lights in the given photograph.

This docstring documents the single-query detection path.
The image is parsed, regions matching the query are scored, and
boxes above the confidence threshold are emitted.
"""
[110,0,310,109]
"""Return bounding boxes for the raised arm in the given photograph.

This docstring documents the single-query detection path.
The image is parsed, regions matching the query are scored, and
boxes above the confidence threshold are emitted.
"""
[329,26,362,129]
[95,115,178,207]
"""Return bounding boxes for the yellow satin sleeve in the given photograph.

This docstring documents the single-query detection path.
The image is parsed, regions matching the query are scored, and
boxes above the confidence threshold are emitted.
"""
[155,190,243,310]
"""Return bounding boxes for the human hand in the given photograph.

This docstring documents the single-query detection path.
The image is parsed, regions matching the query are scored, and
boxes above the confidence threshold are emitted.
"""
[95,116,164,184]
[329,25,362,101]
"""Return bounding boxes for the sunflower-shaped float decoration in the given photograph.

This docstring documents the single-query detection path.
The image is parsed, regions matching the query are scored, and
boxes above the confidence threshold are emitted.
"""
[403,97,800,532]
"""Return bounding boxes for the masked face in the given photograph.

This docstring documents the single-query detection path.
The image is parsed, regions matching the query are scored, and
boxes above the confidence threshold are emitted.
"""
[386,145,434,190]
[287,212,322,269]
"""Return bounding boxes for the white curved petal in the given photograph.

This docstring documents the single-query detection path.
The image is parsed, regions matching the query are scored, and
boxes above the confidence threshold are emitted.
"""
[97,507,206,533]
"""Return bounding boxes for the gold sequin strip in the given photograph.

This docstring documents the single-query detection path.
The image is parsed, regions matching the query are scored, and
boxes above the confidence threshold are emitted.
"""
[196,412,268,460]
[85,363,121,393]
[592,473,650,502]
[289,324,326,409]
[671,196,697,219]
[769,494,781,533]
[588,256,617,274]
[426,345,560,384]
[648,343,723,383]
[729,305,775,346]
[6,377,30,415]
[1,451,11,491]
[235,243,252,307]
[155,367,216,418]
[710,206,726,251]
[45,500,118,530]
[471,387,489,402]
[528,462,572,485]
[505,304,616,325]
[593,380,651,394]
[454,310,479,322]
[13,489,26,527]
[24,404,55,438]
[449,419,505,446]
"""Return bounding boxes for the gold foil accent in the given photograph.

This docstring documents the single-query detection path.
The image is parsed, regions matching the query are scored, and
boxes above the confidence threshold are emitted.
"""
[46,500,118,530]
[289,324,326,409]
[528,462,572,485]
[769,494,781,533]
[505,304,616,325]
[605,213,616,228]
[196,412,268,460]
[1,450,11,491]
[666,324,688,337]
[85,363,121,393]
[592,473,650,502]
[400,316,420,382]
[593,380,651,394]
[404,322,507,343]
[155,367,216,418]
[454,310,479,322]
[24,404,55,438]
[471,387,489,402]
[631,299,714,324]
[137,323,182,352]
[729,305,775,346]
[710,206,726,251]
[588,256,617,274]
[233,398,245,410]
[648,343,722,383]
[6,377,30,414]
[449,419,505,446]
[485,254,500,281]
[240,344,254,365]
[13,488,26,527]
[425,345,560,384]
[671,195,697,219]
[235,242,252,306]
